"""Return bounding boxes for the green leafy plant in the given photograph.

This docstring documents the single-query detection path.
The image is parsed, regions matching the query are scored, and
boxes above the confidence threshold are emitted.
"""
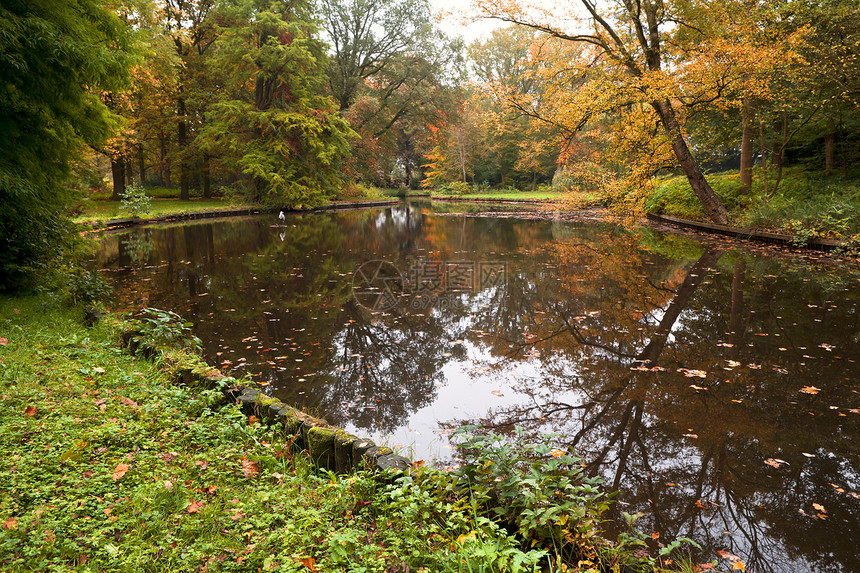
[128,307,202,353]
[452,427,614,566]
[119,183,152,218]
[63,266,112,305]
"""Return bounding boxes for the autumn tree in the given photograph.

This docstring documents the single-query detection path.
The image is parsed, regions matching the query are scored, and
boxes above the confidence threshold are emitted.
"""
[318,0,463,186]
[202,0,354,206]
[0,0,132,291]
[472,0,731,223]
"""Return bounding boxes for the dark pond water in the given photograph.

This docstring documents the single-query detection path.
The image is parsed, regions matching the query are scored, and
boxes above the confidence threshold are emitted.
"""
[96,201,860,572]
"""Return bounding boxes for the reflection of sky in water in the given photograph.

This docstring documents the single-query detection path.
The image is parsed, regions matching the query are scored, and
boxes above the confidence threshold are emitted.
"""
[97,203,860,573]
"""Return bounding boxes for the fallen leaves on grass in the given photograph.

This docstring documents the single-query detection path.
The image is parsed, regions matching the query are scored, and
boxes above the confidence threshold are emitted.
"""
[113,463,130,481]
[242,456,259,478]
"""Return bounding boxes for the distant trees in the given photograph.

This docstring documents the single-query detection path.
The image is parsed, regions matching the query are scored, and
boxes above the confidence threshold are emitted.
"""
[0,0,132,291]
[318,0,463,187]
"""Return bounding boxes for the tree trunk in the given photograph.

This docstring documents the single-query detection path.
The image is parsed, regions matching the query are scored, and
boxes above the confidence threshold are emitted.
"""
[825,133,834,176]
[652,99,728,224]
[111,155,126,201]
[159,131,171,188]
[178,96,190,201]
[137,144,146,185]
[202,154,211,199]
[739,99,754,194]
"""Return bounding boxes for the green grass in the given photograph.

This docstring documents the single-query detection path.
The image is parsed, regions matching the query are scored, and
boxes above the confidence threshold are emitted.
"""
[73,198,244,225]
[646,168,860,243]
[1,296,685,572]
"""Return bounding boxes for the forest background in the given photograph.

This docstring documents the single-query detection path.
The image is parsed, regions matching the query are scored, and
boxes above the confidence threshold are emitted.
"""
[1,0,859,292]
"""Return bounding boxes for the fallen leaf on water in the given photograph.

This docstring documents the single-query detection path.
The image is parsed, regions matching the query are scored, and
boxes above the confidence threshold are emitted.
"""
[802,452,815,458]
[242,456,259,478]
[764,458,787,468]
[689,385,707,391]
[812,503,826,513]
[113,463,130,481]
[726,360,740,367]
[679,368,707,378]
[799,386,821,395]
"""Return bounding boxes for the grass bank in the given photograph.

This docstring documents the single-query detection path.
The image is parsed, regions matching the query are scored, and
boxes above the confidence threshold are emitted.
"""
[73,197,245,225]
[73,184,397,226]
[646,168,860,246]
[0,297,690,572]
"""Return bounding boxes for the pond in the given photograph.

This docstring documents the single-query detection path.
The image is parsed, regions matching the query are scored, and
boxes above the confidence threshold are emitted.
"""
[96,201,860,572]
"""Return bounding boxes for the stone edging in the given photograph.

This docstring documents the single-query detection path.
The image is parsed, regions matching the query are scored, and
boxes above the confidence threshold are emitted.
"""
[646,213,848,251]
[121,330,412,474]
[83,199,400,232]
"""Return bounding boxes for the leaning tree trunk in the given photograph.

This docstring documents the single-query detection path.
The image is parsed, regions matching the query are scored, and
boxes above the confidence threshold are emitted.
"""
[652,99,728,224]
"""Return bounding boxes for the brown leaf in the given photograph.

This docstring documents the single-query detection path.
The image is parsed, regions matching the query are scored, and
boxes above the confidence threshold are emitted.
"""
[296,556,317,572]
[248,415,259,426]
[3,517,17,530]
[799,386,821,395]
[120,397,139,409]
[194,460,208,470]
[187,500,205,514]
[113,463,130,481]
[241,456,259,478]
[23,405,37,417]
[0,337,8,346]
[764,458,787,468]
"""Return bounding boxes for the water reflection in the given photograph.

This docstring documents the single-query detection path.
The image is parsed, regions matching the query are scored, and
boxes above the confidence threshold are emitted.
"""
[96,203,860,572]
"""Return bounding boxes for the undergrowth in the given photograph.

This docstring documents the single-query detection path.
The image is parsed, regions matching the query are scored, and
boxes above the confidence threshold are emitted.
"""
[646,168,860,245]
[0,297,691,572]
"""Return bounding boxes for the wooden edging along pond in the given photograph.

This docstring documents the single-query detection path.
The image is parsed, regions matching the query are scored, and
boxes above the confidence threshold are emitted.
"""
[83,199,399,232]
[647,213,847,251]
[121,329,412,475]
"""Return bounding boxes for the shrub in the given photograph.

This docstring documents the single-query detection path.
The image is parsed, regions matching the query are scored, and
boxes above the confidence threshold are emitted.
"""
[119,184,152,217]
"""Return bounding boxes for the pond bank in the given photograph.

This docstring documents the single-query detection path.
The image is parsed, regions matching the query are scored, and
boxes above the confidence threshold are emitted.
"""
[0,297,676,572]
[79,198,399,231]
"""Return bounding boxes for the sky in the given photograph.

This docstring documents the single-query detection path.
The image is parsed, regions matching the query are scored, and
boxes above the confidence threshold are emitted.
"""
[428,0,508,44]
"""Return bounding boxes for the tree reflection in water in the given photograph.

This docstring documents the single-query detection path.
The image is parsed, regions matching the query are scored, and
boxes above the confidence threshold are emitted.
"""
[97,204,860,572]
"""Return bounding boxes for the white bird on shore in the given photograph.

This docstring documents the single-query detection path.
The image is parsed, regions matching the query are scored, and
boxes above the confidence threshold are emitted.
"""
[279,211,285,223]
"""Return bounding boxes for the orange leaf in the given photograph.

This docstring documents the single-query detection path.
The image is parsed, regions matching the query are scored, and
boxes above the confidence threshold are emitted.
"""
[651,531,660,539]
[241,456,259,478]
[0,337,8,346]
[799,386,820,395]
[3,517,17,530]
[113,463,130,481]
[248,415,259,426]
[732,561,746,571]
[296,556,317,572]
[23,405,37,417]
[187,500,205,514]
